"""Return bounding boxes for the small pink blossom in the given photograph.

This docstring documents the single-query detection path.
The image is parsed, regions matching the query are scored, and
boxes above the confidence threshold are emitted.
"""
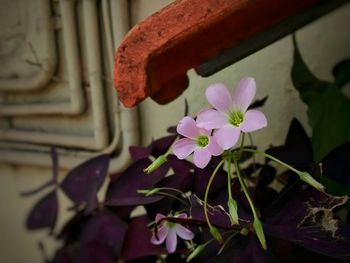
[172,116,223,168]
[197,77,267,150]
[150,213,194,253]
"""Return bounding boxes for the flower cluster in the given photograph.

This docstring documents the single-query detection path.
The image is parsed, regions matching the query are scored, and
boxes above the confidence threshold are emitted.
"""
[173,77,267,168]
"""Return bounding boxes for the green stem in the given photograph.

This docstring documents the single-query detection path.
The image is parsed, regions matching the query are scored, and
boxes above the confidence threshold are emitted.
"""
[204,159,225,228]
[157,191,188,206]
[242,148,300,174]
[233,159,258,219]
[239,132,245,152]
[217,231,239,255]
[227,156,232,199]
[157,187,189,200]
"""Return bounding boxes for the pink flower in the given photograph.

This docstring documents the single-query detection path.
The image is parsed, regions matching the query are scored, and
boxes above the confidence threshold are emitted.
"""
[150,213,194,253]
[172,116,223,168]
[197,77,267,150]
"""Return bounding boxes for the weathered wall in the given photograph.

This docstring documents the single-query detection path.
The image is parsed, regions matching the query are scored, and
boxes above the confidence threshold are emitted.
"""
[0,1,349,262]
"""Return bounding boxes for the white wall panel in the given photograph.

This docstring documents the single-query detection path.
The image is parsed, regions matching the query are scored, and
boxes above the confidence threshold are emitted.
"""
[0,0,139,169]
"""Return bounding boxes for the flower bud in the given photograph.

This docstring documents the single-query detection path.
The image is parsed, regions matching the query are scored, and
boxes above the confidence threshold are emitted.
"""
[144,155,167,174]
[298,172,325,192]
[227,198,239,225]
[209,226,223,243]
[253,218,266,250]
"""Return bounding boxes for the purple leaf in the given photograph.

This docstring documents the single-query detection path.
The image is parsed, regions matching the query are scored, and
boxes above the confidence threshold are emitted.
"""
[58,211,92,242]
[208,234,268,263]
[193,165,226,200]
[105,159,168,206]
[129,145,152,161]
[20,180,55,197]
[267,118,314,169]
[166,126,177,134]
[151,134,177,157]
[121,216,166,261]
[21,147,59,196]
[79,209,127,257]
[254,186,278,211]
[263,185,350,260]
[189,195,235,229]
[61,154,110,213]
[51,246,73,263]
[76,242,115,263]
[26,190,58,231]
[248,96,268,110]
[257,165,276,187]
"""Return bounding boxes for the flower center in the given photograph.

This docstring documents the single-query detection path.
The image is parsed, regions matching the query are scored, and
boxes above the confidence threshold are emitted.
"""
[166,221,176,229]
[228,111,244,127]
[197,135,209,147]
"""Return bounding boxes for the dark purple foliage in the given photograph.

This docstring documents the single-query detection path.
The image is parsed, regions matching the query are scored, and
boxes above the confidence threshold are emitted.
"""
[266,118,314,169]
[21,147,58,196]
[129,145,152,161]
[61,154,110,213]
[248,96,268,110]
[193,165,226,200]
[263,185,350,260]
[151,134,177,157]
[121,216,166,261]
[22,119,350,263]
[105,159,169,206]
[26,190,58,231]
[208,234,268,263]
[79,209,127,257]
[189,195,234,229]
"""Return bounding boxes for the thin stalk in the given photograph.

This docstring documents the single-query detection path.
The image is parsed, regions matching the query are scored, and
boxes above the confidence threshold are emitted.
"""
[157,191,188,206]
[239,132,245,152]
[233,159,258,219]
[217,231,239,255]
[227,155,232,199]
[242,148,300,174]
[204,159,225,228]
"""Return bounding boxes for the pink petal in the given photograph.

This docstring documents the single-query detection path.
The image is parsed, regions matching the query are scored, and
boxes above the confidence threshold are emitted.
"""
[193,148,211,168]
[177,213,188,219]
[213,126,240,150]
[175,224,194,240]
[233,77,256,112]
[155,213,166,223]
[176,116,199,139]
[196,109,227,130]
[166,229,177,253]
[150,225,168,245]
[205,83,233,112]
[207,137,224,156]
[240,110,267,132]
[172,138,195,159]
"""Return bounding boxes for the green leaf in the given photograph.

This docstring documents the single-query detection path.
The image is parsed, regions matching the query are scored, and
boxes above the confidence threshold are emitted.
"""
[291,35,330,105]
[333,59,350,88]
[291,36,350,161]
[307,87,350,160]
